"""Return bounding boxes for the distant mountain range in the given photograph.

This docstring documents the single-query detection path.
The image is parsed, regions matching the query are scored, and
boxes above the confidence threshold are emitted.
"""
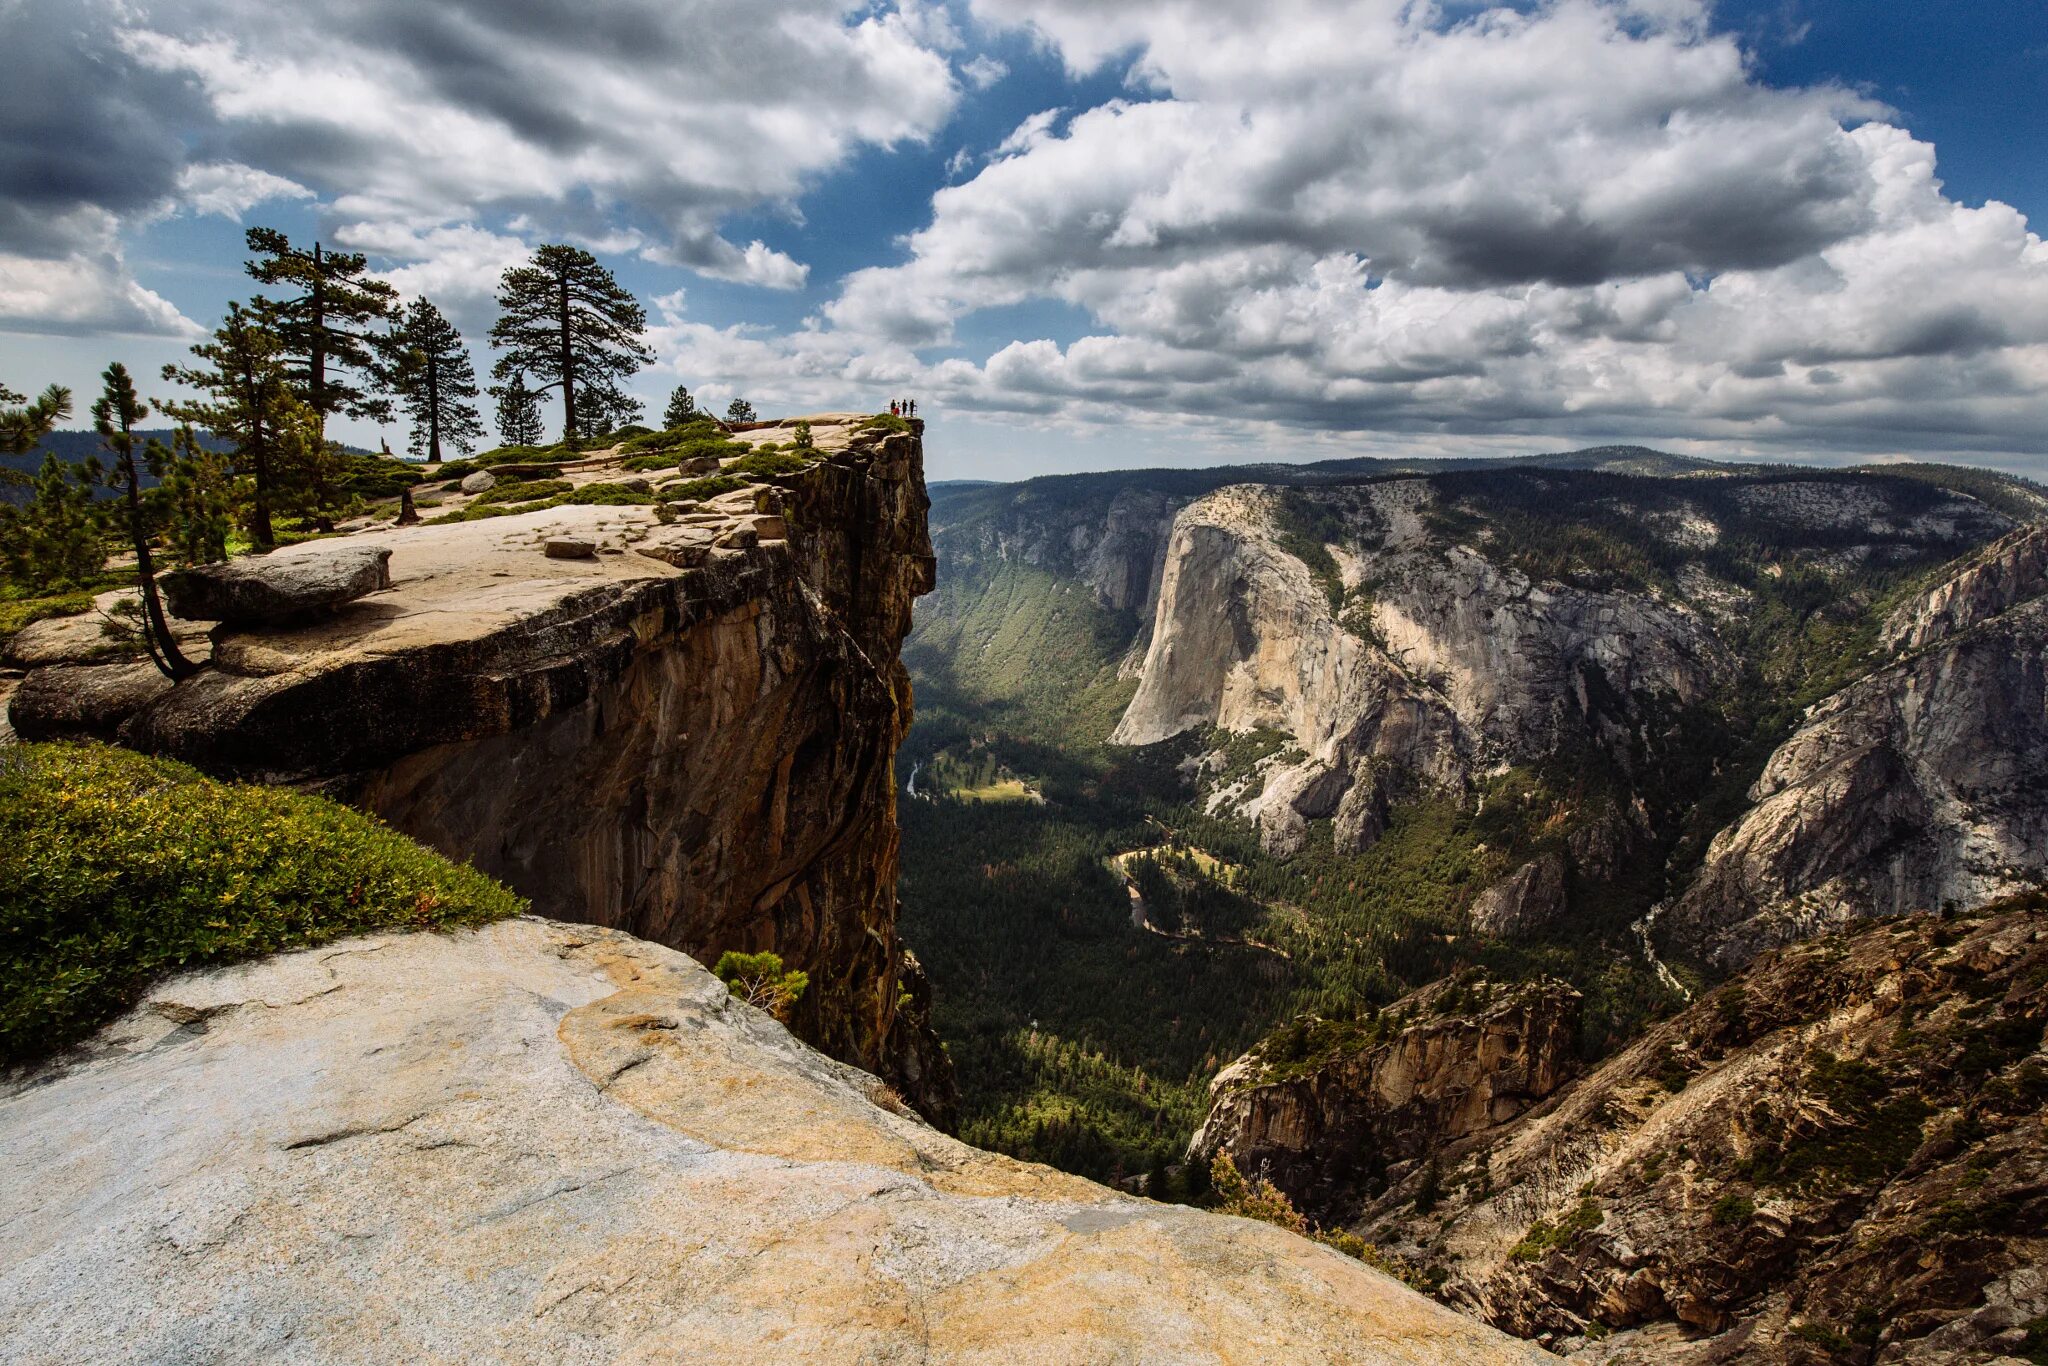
[3,428,379,504]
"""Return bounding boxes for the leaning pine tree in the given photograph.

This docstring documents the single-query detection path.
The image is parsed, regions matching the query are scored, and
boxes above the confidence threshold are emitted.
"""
[387,298,483,464]
[91,363,195,680]
[488,245,652,441]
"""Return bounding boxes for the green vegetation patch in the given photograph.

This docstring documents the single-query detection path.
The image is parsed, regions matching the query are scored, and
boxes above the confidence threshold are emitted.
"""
[472,477,573,506]
[0,742,526,1064]
[1510,1197,1605,1261]
[1272,491,1347,614]
[1740,1050,1933,1191]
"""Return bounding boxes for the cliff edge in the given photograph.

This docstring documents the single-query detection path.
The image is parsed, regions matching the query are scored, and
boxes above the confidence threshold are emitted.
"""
[6,417,949,1114]
[0,917,1552,1365]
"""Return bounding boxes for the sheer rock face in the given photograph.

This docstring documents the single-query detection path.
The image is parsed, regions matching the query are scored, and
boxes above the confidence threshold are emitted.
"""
[0,918,1553,1366]
[1879,522,2048,652]
[6,426,953,1117]
[1669,539,2048,969]
[1348,907,2048,1365]
[1114,483,1730,855]
[1189,977,1583,1219]
[1469,855,1570,940]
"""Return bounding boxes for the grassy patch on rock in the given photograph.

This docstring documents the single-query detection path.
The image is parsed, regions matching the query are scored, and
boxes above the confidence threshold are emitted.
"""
[0,741,526,1065]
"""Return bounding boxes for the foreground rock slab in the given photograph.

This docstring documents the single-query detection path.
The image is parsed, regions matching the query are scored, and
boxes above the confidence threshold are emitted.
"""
[0,918,1550,1365]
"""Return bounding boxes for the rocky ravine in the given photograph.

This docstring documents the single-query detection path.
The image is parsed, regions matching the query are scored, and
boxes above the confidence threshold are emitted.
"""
[1369,904,2048,1364]
[5,418,951,1115]
[1667,523,2048,969]
[1198,905,2048,1363]
[1188,976,1583,1219]
[0,917,1553,1365]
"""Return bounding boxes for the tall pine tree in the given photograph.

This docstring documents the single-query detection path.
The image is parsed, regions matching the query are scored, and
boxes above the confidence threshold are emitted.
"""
[492,372,544,447]
[488,245,651,441]
[245,227,398,431]
[91,363,195,680]
[161,303,299,549]
[387,298,483,464]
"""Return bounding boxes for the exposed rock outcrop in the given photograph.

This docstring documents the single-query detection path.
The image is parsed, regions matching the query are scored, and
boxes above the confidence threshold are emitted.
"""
[1348,903,2048,1364]
[161,543,393,624]
[0,918,1552,1365]
[1115,482,1731,857]
[8,420,951,1116]
[1468,855,1569,939]
[1669,540,2048,969]
[1879,522,2048,652]
[1190,975,1583,1219]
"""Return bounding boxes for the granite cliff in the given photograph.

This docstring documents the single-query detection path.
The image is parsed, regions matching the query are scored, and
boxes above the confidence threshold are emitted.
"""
[0,917,1553,1365]
[6,417,951,1114]
[1327,903,2048,1364]
[1666,522,2048,968]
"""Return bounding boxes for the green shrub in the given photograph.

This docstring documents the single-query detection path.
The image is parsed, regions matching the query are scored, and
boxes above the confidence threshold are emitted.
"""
[1510,1198,1605,1261]
[473,478,572,506]
[620,454,678,473]
[0,742,525,1063]
[1711,1191,1756,1225]
[434,460,479,480]
[859,413,911,435]
[664,474,747,501]
[557,482,656,507]
[713,950,809,1022]
[725,449,812,479]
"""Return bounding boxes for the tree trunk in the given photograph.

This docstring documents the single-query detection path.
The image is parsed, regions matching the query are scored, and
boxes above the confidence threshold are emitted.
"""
[309,243,326,439]
[426,354,442,463]
[118,426,196,680]
[557,272,576,441]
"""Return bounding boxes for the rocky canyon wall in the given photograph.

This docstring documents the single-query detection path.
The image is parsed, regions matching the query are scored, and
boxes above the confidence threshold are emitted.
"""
[7,420,951,1115]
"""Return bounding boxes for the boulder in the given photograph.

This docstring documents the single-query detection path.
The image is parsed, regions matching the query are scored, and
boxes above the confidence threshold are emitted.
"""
[543,538,597,560]
[459,470,497,493]
[7,661,175,741]
[750,515,789,542]
[716,526,760,551]
[160,545,393,625]
[678,455,722,475]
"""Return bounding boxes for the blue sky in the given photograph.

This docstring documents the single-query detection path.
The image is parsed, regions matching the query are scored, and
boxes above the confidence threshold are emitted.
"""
[2,0,2044,480]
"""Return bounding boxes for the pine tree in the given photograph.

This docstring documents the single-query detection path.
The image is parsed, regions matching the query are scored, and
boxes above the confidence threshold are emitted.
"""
[0,453,101,589]
[726,398,756,423]
[244,228,398,432]
[387,298,483,464]
[663,384,697,428]
[90,363,195,680]
[160,425,232,567]
[492,372,544,447]
[161,303,299,549]
[488,245,652,441]
[1,381,72,456]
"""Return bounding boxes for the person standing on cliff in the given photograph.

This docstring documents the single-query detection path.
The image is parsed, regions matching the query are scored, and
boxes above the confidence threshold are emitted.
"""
[890,400,899,417]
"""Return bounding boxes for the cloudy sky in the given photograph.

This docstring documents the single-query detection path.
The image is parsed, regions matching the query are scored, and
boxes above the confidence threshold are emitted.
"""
[2,0,2045,479]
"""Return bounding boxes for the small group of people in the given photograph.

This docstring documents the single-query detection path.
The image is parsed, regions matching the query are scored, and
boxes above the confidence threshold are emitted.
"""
[889,398,919,418]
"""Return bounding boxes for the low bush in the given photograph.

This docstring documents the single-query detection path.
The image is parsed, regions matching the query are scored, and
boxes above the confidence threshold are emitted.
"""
[473,478,572,506]
[713,950,809,1022]
[0,742,525,1063]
